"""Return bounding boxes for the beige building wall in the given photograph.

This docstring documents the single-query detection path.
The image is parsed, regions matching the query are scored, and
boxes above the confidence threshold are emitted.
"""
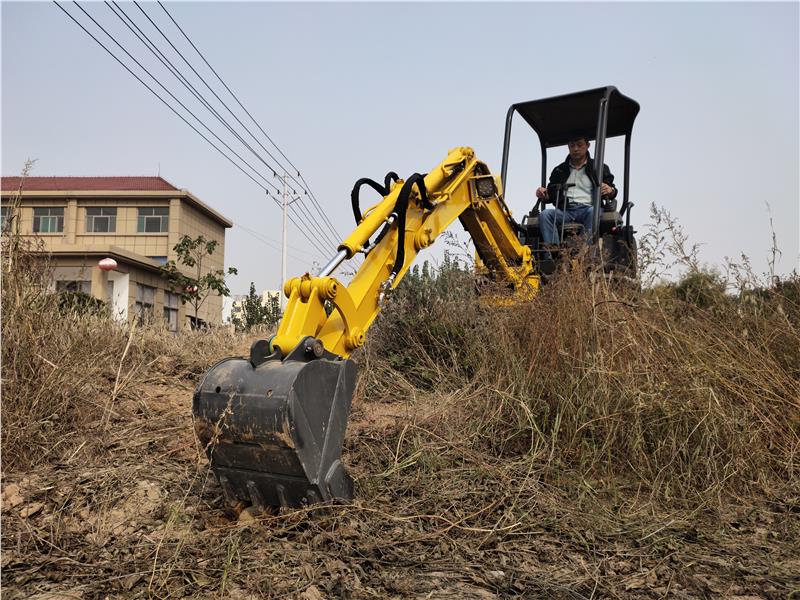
[9,199,170,258]
[47,256,185,328]
[75,199,171,260]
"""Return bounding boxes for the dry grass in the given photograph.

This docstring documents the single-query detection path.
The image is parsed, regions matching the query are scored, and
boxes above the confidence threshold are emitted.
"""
[2,205,799,598]
[359,207,800,509]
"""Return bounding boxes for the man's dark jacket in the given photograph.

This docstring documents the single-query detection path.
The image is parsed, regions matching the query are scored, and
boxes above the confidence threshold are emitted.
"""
[547,153,618,205]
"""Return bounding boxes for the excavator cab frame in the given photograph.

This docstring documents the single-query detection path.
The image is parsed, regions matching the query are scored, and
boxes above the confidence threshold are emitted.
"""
[499,86,640,273]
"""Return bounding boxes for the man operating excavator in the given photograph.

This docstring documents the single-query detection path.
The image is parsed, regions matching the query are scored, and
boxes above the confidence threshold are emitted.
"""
[535,134,618,244]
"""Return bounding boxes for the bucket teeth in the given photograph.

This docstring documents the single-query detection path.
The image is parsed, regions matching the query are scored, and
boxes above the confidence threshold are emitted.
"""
[246,480,266,510]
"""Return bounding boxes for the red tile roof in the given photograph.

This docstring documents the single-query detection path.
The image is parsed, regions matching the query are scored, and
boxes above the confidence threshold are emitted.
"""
[0,176,179,192]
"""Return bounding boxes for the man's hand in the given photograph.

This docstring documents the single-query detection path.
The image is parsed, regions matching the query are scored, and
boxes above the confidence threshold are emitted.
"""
[600,183,614,197]
[536,186,549,200]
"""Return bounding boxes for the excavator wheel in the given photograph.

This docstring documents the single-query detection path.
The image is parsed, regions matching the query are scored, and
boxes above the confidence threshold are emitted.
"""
[193,337,357,510]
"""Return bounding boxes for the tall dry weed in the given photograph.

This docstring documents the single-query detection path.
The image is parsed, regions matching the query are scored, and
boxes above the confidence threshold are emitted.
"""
[362,237,800,507]
[1,230,238,470]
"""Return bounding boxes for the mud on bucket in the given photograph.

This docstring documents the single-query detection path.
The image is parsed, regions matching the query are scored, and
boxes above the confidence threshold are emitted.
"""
[193,338,357,509]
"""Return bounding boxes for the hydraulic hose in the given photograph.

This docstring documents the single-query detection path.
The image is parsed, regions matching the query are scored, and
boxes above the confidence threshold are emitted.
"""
[350,172,399,225]
[390,173,430,277]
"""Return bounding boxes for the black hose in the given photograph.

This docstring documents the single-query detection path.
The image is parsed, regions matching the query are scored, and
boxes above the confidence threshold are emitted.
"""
[390,173,429,276]
[372,173,431,250]
[372,220,392,247]
[384,171,399,195]
[350,171,399,225]
[350,170,432,275]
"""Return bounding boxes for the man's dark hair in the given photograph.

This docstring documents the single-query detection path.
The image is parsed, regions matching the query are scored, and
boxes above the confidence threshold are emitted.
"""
[566,133,591,144]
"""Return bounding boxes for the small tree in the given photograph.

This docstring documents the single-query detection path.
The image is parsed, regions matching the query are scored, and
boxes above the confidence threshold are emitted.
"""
[232,282,282,331]
[160,235,237,328]
[263,292,281,328]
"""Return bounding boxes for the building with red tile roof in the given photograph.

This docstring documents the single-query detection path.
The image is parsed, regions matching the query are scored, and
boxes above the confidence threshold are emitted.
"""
[1,176,233,331]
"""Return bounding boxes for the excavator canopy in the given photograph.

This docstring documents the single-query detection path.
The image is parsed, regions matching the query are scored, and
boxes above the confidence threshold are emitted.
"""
[512,86,640,147]
[500,85,640,227]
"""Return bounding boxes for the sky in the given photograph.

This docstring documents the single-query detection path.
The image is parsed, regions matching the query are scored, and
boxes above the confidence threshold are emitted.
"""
[2,1,798,303]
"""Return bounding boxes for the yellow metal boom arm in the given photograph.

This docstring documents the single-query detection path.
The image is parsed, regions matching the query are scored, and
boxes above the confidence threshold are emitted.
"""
[270,147,539,358]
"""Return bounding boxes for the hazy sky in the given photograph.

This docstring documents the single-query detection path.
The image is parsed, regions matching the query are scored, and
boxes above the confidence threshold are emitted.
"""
[2,1,798,298]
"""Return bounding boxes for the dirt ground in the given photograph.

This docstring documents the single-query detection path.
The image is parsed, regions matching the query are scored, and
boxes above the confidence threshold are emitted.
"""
[2,337,799,599]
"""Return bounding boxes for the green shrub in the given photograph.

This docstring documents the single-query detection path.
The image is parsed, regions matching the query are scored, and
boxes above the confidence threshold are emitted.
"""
[57,290,107,316]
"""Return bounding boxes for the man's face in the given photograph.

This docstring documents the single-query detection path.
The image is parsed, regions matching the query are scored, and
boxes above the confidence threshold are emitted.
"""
[567,139,589,163]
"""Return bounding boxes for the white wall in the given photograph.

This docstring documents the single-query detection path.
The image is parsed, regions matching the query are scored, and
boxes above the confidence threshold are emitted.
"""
[108,271,129,321]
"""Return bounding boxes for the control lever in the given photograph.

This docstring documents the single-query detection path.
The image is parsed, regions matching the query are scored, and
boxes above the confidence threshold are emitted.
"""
[546,183,575,240]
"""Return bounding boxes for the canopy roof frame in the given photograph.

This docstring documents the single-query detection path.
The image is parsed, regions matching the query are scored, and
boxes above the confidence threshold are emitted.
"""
[500,86,640,240]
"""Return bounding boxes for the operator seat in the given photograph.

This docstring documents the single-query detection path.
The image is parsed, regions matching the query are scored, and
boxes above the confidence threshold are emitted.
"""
[521,196,622,242]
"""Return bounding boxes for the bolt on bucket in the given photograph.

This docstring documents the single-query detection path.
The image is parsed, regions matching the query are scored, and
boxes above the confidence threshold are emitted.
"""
[193,338,357,509]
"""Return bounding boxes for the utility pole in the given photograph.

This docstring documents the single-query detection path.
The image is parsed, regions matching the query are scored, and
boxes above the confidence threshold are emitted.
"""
[281,175,289,310]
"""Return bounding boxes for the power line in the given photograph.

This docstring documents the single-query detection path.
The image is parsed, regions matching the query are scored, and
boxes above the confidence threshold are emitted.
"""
[154,2,310,189]
[61,2,349,271]
[290,192,341,250]
[103,1,341,253]
[70,1,281,195]
[234,221,322,263]
[294,190,344,250]
[151,0,343,248]
[106,1,281,184]
[55,1,333,260]
[129,3,293,192]
[156,0,344,244]
[53,1,265,194]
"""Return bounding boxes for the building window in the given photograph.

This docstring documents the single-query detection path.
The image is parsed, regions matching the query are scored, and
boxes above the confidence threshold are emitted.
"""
[56,280,91,294]
[33,207,65,233]
[164,291,179,332]
[147,256,168,265]
[85,207,117,233]
[0,206,13,233]
[137,207,169,233]
[135,283,155,322]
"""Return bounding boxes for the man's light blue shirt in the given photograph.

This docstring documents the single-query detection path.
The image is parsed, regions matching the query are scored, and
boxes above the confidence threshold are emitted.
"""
[565,163,593,208]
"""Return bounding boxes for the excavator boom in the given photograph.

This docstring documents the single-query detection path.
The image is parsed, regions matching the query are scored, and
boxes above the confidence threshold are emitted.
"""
[273,146,537,359]
[193,147,539,509]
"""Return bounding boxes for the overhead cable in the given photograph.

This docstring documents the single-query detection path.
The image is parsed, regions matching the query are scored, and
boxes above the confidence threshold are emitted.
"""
[69,1,282,195]
[156,0,344,243]
[105,0,339,247]
[106,1,283,188]
[55,1,332,259]
[234,221,323,263]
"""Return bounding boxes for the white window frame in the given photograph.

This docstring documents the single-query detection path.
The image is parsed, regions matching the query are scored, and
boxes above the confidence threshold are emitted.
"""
[135,283,156,322]
[0,206,13,232]
[163,291,179,332]
[85,207,117,233]
[33,207,65,233]
[137,207,169,233]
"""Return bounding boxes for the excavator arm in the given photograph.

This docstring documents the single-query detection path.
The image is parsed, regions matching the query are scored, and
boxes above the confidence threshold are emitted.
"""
[272,146,538,359]
[193,147,538,510]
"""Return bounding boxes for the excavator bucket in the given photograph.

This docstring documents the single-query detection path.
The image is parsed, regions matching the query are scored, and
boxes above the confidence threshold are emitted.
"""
[193,338,357,509]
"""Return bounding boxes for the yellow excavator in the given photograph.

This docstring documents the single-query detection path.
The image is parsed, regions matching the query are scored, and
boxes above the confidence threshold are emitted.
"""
[193,86,639,509]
